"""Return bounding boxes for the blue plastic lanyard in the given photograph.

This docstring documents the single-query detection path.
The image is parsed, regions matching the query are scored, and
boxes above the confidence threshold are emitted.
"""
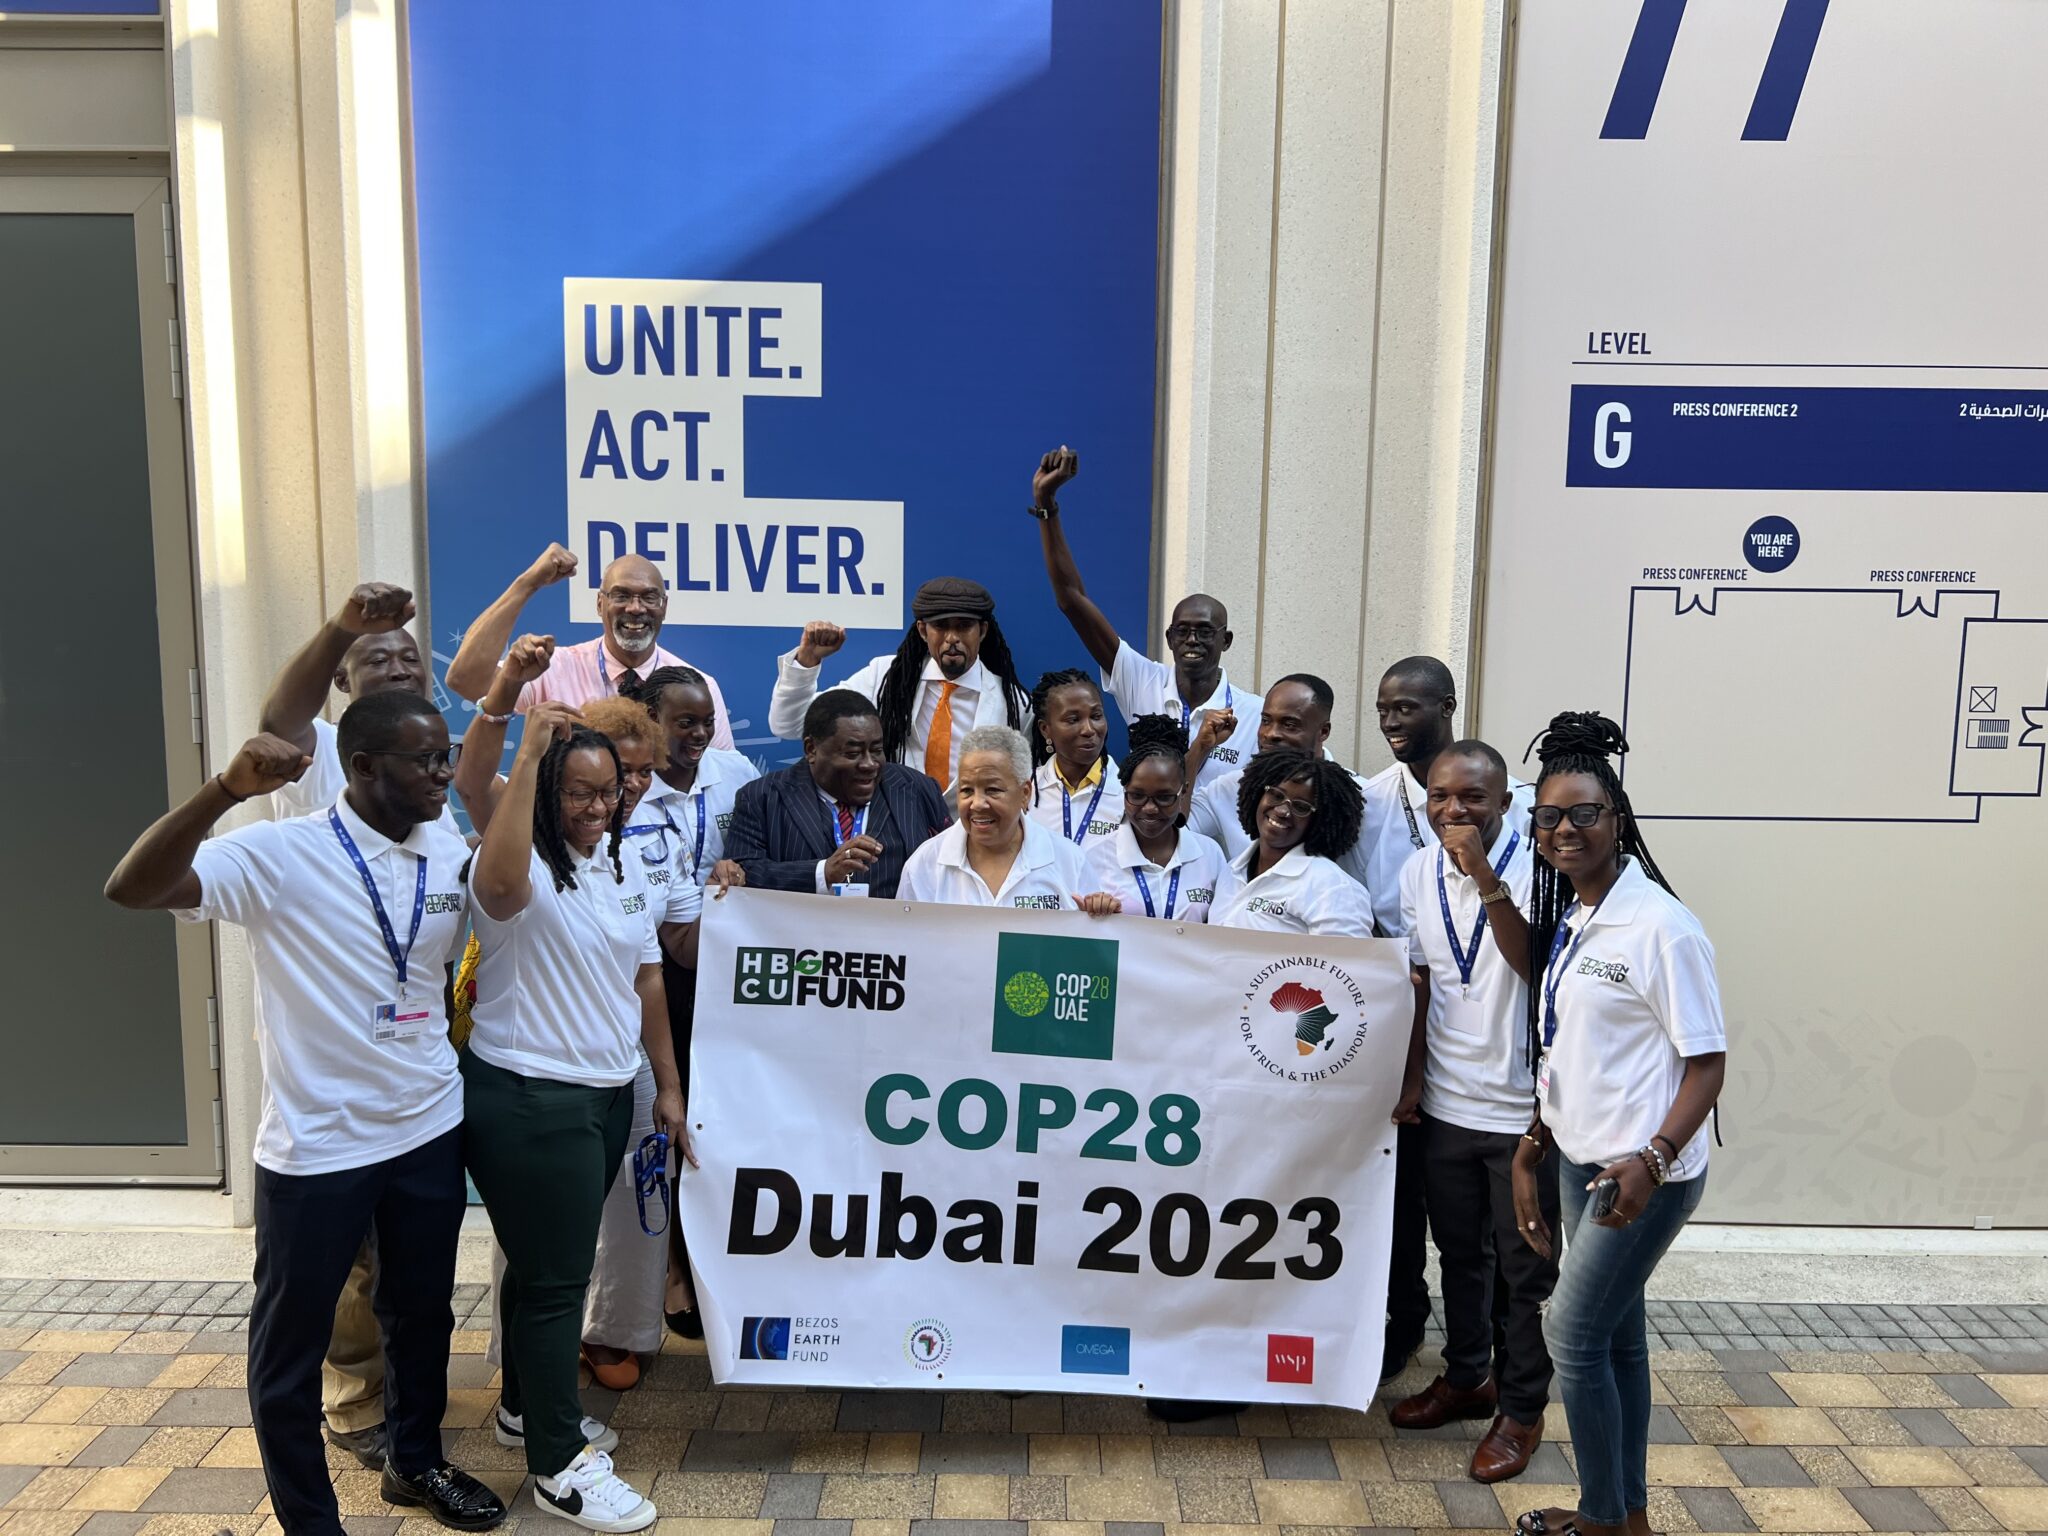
[1436,830,1519,991]
[1132,864,1182,920]
[1061,777,1107,845]
[623,805,680,865]
[1541,890,1605,1047]
[1180,682,1234,740]
[831,801,869,842]
[329,810,427,991]
[688,791,708,873]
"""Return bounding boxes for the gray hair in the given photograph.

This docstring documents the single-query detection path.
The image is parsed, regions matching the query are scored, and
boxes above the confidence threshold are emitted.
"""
[956,724,1031,785]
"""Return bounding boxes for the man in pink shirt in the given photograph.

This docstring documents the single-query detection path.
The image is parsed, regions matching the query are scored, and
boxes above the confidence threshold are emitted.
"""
[446,544,735,748]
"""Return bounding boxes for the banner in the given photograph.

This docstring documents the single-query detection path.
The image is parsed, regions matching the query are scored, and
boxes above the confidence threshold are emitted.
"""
[679,891,1412,1408]
[408,1,1163,762]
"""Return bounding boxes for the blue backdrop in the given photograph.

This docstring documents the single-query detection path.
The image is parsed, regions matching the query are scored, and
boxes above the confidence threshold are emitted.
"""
[407,0,1163,761]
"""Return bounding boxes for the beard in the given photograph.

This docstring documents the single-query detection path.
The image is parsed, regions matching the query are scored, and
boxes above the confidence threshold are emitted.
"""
[610,621,657,656]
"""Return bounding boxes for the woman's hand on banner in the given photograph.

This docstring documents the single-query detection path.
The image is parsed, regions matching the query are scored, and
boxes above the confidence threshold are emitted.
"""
[708,859,747,897]
[1074,892,1121,916]
[654,1087,697,1168]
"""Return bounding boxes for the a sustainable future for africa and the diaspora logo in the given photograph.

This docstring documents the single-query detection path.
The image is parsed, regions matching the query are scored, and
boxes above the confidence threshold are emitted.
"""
[1238,957,1369,1083]
[991,932,1119,1061]
[904,1318,953,1370]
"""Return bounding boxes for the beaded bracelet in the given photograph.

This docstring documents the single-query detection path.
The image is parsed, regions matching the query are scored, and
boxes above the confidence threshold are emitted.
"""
[1637,1143,1669,1186]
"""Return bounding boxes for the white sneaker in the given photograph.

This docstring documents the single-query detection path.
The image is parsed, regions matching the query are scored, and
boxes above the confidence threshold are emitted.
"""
[493,1405,620,1455]
[535,1447,656,1533]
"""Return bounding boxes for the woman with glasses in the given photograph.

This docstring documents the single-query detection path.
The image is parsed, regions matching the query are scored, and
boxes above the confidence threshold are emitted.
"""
[1075,714,1234,923]
[1506,712,1725,1536]
[1210,749,1373,937]
[457,672,691,1534]
[623,665,758,1339]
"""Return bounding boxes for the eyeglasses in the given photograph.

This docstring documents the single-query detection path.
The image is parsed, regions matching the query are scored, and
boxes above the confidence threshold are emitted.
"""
[1125,790,1182,812]
[1165,623,1220,642]
[1260,790,1318,818]
[368,745,461,772]
[561,783,625,810]
[1531,802,1614,830]
[602,587,666,610]
[633,1132,670,1236]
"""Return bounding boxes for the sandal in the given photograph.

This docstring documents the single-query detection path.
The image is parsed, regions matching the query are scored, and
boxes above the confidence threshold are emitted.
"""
[1514,1511,1580,1535]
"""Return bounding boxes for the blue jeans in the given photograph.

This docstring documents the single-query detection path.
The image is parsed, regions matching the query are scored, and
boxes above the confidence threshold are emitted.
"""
[1544,1158,1706,1526]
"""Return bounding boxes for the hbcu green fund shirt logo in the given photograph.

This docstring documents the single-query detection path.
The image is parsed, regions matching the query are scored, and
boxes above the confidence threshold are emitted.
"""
[992,933,1118,1060]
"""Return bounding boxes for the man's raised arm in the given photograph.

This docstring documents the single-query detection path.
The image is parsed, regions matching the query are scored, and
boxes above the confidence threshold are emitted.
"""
[444,543,578,702]
[1030,447,1119,673]
[257,583,414,752]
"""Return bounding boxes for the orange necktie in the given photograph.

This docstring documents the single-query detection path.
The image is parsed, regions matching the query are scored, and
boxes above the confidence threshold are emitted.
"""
[923,681,958,785]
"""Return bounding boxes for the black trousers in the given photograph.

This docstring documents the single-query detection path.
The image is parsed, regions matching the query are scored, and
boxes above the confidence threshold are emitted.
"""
[1386,1119,1434,1347]
[249,1126,466,1536]
[1421,1111,1561,1422]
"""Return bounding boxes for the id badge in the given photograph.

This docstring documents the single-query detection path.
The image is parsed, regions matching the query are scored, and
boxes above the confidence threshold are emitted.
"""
[374,1000,432,1043]
[1535,1050,1553,1102]
[830,883,871,899]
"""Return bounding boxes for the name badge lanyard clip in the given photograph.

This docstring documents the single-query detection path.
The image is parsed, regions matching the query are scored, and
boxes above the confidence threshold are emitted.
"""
[1133,863,1182,920]
[1437,829,1519,999]
[623,806,681,867]
[1179,682,1234,740]
[330,810,427,1000]
[1061,777,1106,846]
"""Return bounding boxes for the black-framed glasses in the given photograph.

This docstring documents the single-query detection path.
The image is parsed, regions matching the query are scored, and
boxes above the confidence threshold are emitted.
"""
[1125,791,1182,812]
[1260,789,1318,818]
[368,745,461,772]
[561,783,625,810]
[1531,802,1614,830]
[1165,623,1219,642]
[602,587,667,610]
[633,1132,670,1236]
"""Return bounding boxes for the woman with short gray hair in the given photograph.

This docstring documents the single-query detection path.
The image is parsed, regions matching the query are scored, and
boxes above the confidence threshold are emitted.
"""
[898,725,1087,909]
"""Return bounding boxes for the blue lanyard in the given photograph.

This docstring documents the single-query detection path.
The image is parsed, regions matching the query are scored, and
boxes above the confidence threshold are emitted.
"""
[1436,830,1519,990]
[1133,863,1182,919]
[687,791,707,874]
[329,810,427,991]
[1061,776,1107,845]
[1180,681,1234,739]
[623,804,683,867]
[831,801,869,841]
[1541,889,1606,1046]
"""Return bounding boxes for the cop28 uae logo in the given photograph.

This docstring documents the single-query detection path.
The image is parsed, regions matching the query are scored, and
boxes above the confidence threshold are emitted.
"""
[991,933,1119,1062]
[1238,957,1369,1083]
[904,1318,953,1370]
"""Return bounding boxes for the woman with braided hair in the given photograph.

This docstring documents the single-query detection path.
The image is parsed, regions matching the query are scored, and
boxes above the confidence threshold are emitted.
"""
[1025,669,1122,853]
[1503,712,1726,1536]
[1076,713,1234,922]
[1210,748,1374,937]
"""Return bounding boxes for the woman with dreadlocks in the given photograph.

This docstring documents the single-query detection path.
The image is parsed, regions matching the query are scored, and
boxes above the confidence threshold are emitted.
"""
[1025,669,1122,853]
[1504,712,1726,1536]
[1211,748,1373,937]
[1076,713,1235,922]
[766,577,1031,795]
[463,700,691,1534]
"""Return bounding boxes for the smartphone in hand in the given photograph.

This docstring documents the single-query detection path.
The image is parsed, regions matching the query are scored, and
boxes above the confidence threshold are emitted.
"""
[1587,1177,1621,1222]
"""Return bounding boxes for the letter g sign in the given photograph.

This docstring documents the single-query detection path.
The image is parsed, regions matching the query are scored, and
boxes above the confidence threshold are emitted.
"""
[1593,401,1633,469]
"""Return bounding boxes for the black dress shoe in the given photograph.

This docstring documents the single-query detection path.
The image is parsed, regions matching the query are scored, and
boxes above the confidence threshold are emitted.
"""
[324,1421,388,1469]
[381,1461,507,1531]
[665,1305,704,1340]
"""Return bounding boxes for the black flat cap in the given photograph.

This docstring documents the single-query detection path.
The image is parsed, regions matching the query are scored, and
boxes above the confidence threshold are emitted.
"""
[911,576,996,621]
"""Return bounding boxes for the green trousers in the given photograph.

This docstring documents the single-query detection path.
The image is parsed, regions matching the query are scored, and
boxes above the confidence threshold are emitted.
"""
[461,1052,632,1476]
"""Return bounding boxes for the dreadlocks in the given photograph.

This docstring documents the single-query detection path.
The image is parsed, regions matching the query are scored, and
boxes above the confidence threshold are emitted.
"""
[873,620,1026,763]
[1235,748,1363,861]
[533,725,627,894]
[1520,710,1674,1072]
[1027,668,1102,802]
[1119,712,1188,787]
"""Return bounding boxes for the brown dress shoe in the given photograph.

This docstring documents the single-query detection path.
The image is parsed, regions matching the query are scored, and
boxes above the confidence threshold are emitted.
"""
[1389,1373,1498,1429]
[1469,1411,1544,1482]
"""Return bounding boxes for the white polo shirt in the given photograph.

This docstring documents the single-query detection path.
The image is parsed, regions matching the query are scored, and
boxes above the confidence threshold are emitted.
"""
[1212,845,1375,938]
[1399,828,1536,1135]
[1187,761,1376,893]
[1360,759,1534,936]
[179,797,469,1176]
[621,781,706,928]
[273,716,463,836]
[636,747,758,890]
[899,817,1087,910]
[1538,857,1726,1179]
[466,844,661,1087]
[1102,640,1259,791]
[1026,756,1123,855]
[1081,824,1235,924]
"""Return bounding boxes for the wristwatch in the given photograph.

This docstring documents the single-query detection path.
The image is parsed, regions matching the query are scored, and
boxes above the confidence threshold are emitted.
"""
[1027,500,1058,521]
[1479,882,1513,905]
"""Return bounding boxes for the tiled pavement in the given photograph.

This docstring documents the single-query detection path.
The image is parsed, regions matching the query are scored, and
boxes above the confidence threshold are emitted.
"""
[1,1283,2044,1536]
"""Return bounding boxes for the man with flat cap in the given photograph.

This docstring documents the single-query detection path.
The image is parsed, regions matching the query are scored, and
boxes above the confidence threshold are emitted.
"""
[768,578,1031,795]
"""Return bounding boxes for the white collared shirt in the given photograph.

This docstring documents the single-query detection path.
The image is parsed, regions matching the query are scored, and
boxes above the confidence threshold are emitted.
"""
[898,817,1087,910]
[178,797,470,1176]
[621,782,706,928]
[768,649,1030,787]
[1212,844,1375,938]
[1103,640,1259,791]
[1026,756,1124,854]
[1361,760,1534,936]
[636,747,759,891]
[1187,760,1376,894]
[1539,857,1726,1179]
[1081,823,1235,924]
[466,845,661,1087]
[273,717,463,835]
[1399,827,1536,1134]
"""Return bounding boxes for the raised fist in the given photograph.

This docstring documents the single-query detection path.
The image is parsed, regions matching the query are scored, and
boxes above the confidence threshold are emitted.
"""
[1033,445,1079,509]
[796,621,847,668]
[500,633,556,687]
[1193,707,1238,754]
[337,582,415,636]
[1438,821,1492,884]
[221,733,314,799]
[523,542,578,590]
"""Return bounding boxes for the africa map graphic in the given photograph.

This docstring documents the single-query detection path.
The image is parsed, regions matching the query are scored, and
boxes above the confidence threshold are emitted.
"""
[1270,981,1338,1056]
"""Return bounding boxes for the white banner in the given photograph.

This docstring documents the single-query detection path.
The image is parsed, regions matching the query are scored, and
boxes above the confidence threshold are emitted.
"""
[678,890,1411,1409]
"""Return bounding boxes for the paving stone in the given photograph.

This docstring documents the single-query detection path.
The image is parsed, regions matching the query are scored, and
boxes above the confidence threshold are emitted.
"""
[1836,1484,1938,1531]
[906,1524,1012,1536]
[1256,1436,1336,1480]
[2012,1444,2048,1480]
[1647,1404,1697,1444]
[684,1431,799,1472]
[1724,1373,1795,1408]
[1435,1477,1506,1528]
[835,1394,943,1434]
[1151,1435,1260,1477]
[66,1429,158,1469]
[136,1466,271,1513]
[759,1473,824,1518]
[770,1522,852,1536]
[1937,1372,2019,1408]
[145,1390,252,1428]
[75,1516,153,1536]
[912,1435,1025,1476]
[1005,1473,1064,1520]
[1719,1445,1814,1487]
[1714,1350,1788,1374]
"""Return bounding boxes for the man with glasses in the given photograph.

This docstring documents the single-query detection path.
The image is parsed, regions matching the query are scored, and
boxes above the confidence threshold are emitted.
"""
[1027,446,1259,790]
[721,690,951,901]
[106,692,505,1536]
[445,545,736,744]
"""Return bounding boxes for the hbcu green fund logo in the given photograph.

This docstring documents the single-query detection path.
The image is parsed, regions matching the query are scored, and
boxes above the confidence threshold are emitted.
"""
[992,933,1118,1060]
[734,947,907,1010]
